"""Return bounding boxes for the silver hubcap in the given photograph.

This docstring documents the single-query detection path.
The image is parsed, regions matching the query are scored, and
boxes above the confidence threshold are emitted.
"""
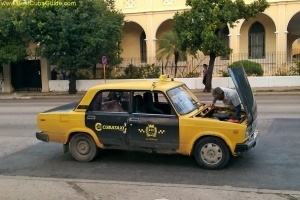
[200,143,222,165]
[77,140,90,155]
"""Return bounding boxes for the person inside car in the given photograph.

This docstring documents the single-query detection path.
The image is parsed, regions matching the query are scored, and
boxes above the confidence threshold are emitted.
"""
[101,91,124,112]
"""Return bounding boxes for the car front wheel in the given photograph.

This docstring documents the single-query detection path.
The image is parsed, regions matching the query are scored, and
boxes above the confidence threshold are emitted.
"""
[69,133,99,162]
[194,137,230,170]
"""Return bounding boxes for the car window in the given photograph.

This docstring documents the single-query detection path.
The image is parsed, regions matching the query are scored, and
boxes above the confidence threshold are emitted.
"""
[167,85,199,115]
[89,90,129,113]
[132,91,174,115]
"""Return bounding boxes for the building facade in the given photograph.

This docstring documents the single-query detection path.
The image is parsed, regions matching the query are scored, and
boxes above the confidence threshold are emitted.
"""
[117,0,300,75]
[1,0,300,93]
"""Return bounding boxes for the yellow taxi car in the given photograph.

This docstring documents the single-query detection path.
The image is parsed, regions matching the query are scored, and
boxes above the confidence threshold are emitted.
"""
[36,66,258,170]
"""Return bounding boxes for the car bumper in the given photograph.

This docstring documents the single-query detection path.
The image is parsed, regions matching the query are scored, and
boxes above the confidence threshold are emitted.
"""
[235,130,258,152]
[36,131,49,142]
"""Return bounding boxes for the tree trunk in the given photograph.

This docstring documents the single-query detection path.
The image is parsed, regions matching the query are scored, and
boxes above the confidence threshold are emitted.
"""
[174,63,178,77]
[68,72,77,94]
[174,52,179,77]
[93,64,96,79]
[203,53,216,93]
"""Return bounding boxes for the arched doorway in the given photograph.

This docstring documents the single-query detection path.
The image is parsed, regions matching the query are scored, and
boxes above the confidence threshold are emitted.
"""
[156,19,173,41]
[122,21,146,66]
[287,12,300,60]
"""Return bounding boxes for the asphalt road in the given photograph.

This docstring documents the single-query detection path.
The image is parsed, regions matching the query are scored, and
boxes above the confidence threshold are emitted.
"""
[0,94,300,192]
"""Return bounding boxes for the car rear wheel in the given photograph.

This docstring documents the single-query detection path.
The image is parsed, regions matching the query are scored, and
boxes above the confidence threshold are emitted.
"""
[194,137,230,170]
[69,133,99,162]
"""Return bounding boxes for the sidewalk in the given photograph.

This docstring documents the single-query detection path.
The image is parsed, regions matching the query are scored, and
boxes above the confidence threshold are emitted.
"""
[0,175,299,200]
[1,86,300,100]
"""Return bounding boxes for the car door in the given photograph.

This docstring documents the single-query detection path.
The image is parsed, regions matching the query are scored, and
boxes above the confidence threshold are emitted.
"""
[127,91,179,150]
[85,90,130,146]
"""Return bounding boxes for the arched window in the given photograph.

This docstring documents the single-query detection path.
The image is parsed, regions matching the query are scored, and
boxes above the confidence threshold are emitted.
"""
[140,31,147,63]
[249,22,265,59]
[221,26,230,60]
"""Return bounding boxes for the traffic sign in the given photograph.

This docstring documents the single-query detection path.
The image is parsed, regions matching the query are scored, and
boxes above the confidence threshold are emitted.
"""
[102,56,107,65]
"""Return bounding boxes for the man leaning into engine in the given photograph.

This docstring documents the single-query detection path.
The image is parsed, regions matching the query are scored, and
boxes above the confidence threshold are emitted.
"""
[210,87,242,120]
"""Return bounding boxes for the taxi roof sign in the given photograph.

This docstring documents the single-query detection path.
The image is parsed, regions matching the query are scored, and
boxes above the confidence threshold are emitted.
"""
[159,75,168,81]
[159,74,174,81]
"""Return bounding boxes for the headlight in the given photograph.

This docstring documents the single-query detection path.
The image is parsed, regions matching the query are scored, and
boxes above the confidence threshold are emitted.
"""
[246,126,252,137]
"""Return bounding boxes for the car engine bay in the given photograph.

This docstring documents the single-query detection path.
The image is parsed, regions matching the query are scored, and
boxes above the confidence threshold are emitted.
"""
[196,105,246,123]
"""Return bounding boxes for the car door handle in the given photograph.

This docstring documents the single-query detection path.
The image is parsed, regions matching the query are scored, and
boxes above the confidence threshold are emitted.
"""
[87,115,96,120]
[128,117,139,122]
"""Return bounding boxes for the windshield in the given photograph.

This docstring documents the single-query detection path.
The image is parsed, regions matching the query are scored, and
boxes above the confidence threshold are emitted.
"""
[167,85,200,115]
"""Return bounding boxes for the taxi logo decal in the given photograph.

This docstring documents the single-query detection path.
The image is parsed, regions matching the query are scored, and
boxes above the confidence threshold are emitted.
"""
[138,124,165,139]
[146,124,157,137]
[95,123,102,131]
[95,122,125,132]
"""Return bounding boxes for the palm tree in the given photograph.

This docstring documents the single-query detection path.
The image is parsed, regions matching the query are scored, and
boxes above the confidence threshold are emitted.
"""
[156,32,186,77]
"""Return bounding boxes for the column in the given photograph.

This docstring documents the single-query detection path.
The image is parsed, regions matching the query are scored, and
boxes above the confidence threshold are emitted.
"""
[229,23,242,62]
[235,33,241,62]
[151,37,157,64]
[276,3,288,66]
[40,58,50,92]
[145,13,157,64]
[2,64,13,93]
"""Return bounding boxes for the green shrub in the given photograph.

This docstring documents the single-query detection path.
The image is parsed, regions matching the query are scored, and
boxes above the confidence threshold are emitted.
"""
[77,70,90,80]
[124,64,143,79]
[274,67,290,76]
[115,64,160,79]
[275,61,300,76]
[292,59,300,75]
[140,64,161,78]
[220,70,229,77]
[185,72,200,78]
[228,60,264,76]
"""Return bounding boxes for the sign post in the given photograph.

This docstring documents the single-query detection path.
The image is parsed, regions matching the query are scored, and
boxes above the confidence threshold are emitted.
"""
[102,56,107,83]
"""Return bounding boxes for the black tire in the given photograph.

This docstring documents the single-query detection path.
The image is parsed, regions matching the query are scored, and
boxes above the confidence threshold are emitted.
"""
[194,137,230,170]
[69,133,99,162]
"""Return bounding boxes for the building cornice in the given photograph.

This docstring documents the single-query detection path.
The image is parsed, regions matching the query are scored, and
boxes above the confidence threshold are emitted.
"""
[123,9,188,16]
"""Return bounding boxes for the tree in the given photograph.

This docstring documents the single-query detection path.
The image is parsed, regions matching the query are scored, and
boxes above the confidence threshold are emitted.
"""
[173,0,269,92]
[0,6,28,65]
[21,0,124,94]
[156,31,186,77]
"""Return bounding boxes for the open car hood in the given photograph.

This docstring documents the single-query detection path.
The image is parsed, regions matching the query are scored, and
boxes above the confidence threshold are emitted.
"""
[228,67,257,124]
